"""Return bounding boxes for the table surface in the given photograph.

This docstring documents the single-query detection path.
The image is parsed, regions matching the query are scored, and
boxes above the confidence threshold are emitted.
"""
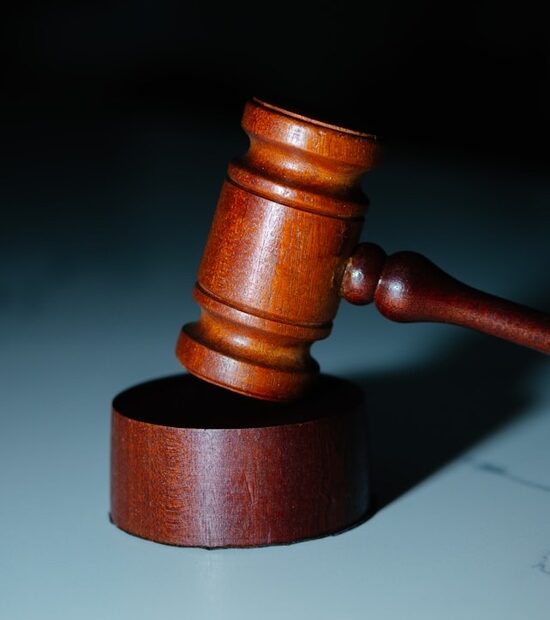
[1,124,549,619]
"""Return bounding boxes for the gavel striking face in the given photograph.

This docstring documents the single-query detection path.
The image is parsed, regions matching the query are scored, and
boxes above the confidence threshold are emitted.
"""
[177,99,549,402]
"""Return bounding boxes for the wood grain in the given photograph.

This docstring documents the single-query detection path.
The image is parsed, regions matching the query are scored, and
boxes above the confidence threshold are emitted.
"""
[110,374,369,548]
[341,243,550,353]
[176,98,379,401]
[177,98,549,402]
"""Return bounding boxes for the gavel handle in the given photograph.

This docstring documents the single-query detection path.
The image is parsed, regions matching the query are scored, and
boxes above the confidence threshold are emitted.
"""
[341,243,550,354]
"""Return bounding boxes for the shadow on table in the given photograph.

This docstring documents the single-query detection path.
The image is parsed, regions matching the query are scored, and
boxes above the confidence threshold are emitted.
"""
[352,327,548,512]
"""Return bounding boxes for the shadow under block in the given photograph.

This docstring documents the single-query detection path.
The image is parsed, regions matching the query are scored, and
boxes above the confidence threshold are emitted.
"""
[110,374,369,548]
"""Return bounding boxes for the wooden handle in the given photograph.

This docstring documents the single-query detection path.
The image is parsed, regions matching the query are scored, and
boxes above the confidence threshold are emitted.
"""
[341,243,550,353]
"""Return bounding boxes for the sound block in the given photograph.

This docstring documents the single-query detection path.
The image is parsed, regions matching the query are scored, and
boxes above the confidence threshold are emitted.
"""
[110,374,369,548]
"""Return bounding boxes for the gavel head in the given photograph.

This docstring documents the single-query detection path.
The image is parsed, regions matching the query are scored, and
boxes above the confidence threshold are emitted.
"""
[176,99,379,401]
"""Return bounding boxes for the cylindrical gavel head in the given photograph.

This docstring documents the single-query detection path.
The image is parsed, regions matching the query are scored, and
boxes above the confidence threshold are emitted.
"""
[176,99,379,401]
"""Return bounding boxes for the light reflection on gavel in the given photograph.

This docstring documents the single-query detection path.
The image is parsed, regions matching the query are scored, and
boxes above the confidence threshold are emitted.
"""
[177,99,550,402]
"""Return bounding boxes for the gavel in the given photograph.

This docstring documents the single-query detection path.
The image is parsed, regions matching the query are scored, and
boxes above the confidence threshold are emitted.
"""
[111,98,550,548]
[176,98,549,402]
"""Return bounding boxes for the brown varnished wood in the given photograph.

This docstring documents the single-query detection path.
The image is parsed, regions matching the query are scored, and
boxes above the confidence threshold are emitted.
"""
[177,98,549,402]
[110,374,369,548]
[341,243,550,353]
[177,98,378,401]
[111,99,549,549]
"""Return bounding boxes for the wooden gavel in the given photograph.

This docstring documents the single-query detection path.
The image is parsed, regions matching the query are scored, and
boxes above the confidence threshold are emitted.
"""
[111,97,550,548]
[176,98,550,402]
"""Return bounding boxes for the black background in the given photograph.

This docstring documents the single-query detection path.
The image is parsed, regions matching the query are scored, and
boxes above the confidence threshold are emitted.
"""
[1,1,549,162]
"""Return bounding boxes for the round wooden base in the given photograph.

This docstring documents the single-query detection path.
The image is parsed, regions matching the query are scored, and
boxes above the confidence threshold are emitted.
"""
[110,374,369,548]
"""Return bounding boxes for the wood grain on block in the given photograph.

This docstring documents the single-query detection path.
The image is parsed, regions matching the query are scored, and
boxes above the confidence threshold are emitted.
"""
[110,374,369,548]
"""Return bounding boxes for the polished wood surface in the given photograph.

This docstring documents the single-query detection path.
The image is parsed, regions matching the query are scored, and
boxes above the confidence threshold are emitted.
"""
[111,100,549,550]
[177,99,549,402]
[341,243,550,353]
[177,98,378,400]
[110,374,369,548]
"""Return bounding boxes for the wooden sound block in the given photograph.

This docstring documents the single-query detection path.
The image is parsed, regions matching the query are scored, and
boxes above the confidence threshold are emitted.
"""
[110,374,369,548]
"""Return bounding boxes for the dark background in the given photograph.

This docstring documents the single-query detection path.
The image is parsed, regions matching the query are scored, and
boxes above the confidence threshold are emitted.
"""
[1,1,549,161]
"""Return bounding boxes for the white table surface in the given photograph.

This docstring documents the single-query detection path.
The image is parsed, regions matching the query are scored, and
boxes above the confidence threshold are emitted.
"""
[1,125,549,618]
